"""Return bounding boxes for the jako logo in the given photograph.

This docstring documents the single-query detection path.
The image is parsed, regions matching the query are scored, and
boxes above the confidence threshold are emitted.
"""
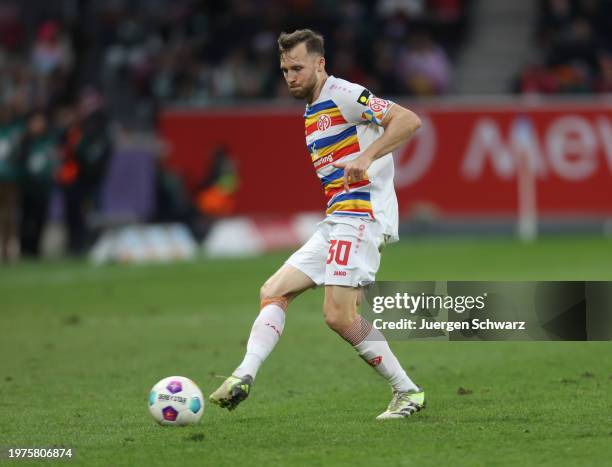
[265,322,281,337]
[333,270,347,276]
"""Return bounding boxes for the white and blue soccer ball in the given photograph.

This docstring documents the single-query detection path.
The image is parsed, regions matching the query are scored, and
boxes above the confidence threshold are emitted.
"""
[148,376,204,426]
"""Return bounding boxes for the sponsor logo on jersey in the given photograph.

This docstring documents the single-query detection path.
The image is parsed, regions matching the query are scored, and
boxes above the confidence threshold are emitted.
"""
[333,270,347,276]
[314,153,334,169]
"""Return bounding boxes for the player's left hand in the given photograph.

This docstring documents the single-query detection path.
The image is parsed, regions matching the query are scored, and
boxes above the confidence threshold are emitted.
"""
[333,155,372,192]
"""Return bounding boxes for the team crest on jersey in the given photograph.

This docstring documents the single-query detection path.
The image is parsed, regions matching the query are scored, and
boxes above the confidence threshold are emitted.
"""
[317,114,331,131]
[368,97,388,113]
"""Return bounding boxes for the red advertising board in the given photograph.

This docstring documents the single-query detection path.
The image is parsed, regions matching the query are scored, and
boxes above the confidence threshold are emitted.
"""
[159,100,612,218]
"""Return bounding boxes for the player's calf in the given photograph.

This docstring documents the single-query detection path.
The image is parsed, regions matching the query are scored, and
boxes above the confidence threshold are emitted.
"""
[323,285,422,415]
[209,265,315,413]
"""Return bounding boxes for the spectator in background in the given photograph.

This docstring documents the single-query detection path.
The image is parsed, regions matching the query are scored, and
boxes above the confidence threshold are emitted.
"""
[17,109,58,257]
[547,16,598,77]
[518,0,611,95]
[428,0,470,55]
[154,161,193,228]
[57,88,112,255]
[152,135,194,230]
[370,39,403,95]
[30,20,74,108]
[331,47,368,88]
[196,145,238,217]
[193,145,238,240]
[0,3,23,53]
[397,30,451,95]
[31,21,73,76]
[0,103,21,262]
[211,49,253,99]
[594,52,612,93]
[516,61,560,94]
[0,0,481,261]
[538,0,574,48]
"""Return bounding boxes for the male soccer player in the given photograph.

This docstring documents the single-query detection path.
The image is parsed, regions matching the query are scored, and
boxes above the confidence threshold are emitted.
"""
[210,29,424,419]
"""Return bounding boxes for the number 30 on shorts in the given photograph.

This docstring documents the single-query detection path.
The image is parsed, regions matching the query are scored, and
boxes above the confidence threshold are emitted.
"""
[326,240,352,266]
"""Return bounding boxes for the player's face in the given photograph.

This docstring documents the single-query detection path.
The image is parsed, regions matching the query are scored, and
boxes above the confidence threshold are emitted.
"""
[280,43,322,100]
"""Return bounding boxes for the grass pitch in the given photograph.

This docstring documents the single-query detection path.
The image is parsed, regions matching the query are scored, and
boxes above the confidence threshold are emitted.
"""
[1,236,612,466]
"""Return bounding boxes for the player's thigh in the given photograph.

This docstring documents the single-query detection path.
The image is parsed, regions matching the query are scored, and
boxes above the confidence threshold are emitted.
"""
[261,263,316,302]
[284,224,329,288]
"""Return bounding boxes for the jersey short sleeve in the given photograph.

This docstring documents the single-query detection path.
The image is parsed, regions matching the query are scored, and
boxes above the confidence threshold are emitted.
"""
[332,81,394,127]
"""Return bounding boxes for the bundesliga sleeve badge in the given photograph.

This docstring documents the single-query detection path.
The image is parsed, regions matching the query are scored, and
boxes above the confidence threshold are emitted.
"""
[357,89,371,105]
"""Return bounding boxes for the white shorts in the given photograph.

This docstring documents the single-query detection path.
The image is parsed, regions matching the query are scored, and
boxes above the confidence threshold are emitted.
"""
[286,218,385,288]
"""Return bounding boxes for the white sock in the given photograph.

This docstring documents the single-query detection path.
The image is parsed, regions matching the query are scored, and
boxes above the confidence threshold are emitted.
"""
[343,315,419,393]
[233,304,285,379]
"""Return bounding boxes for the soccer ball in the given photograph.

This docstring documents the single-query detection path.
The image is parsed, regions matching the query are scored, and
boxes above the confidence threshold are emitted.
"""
[148,376,204,426]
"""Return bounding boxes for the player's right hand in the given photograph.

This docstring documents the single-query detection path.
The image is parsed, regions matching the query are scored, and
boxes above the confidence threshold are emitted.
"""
[333,156,371,191]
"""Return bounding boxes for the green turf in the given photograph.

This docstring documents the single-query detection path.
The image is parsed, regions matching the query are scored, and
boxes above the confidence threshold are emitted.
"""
[1,236,611,466]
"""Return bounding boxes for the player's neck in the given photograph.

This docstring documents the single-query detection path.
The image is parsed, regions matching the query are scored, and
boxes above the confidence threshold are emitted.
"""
[307,73,329,105]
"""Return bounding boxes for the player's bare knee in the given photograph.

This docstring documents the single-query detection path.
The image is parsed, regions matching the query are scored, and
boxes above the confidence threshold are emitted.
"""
[323,313,342,332]
[261,276,283,300]
[324,311,357,333]
[260,280,290,311]
[259,282,271,301]
[323,299,357,333]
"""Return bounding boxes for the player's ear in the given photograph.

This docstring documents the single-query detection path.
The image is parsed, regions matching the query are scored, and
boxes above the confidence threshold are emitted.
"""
[317,56,325,72]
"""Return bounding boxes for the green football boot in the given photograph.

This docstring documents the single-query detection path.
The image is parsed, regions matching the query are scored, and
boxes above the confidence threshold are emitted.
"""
[376,388,426,420]
[209,375,253,411]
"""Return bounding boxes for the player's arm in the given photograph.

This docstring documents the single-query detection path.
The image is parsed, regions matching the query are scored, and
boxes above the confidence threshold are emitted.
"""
[363,104,421,164]
[334,104,421,191]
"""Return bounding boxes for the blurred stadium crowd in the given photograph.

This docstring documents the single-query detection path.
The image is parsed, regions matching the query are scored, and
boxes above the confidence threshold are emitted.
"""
[516,0,612,94]
[0,0,610,262]
[1,1,472,117]
[0,0,472,261]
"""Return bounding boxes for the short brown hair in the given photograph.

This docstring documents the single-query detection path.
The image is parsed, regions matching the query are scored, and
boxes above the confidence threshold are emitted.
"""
[278,29,325,56]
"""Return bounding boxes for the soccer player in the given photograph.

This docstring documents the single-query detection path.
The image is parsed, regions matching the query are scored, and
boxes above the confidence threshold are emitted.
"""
[210,29,424,419]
